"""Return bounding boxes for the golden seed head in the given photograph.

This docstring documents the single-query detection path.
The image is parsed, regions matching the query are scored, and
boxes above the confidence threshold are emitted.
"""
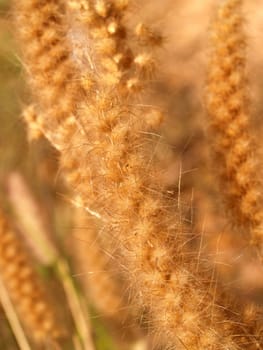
[135,23,163,46]
[107,20,126,38]
[134,52,156,76]
[94,0,112,18]
[96,37,117,55]
[81,74,96,92]
[68,0,89,11]
[145,109,164,128]
[113,50,133,69]
[126,77,143,93]
[113,0,129,11]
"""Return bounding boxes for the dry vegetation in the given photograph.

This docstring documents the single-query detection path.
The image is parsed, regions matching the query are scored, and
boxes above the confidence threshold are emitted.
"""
[1,0,263,349]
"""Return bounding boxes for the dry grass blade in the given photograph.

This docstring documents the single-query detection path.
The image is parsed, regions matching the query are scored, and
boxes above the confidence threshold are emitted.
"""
[56,259,95,350]
[0,274,31,350]
[6,173,95,350]
[72,209,144,348]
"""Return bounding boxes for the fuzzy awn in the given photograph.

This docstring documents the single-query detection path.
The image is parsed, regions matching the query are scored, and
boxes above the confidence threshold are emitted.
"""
[15,0,263,349]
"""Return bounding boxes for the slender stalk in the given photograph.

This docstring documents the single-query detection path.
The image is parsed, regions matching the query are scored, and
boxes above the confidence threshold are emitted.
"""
[56,258,95,350]
[0,274,32,350]
[7,173,95,349]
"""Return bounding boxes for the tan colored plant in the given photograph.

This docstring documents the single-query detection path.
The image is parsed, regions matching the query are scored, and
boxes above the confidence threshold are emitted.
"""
[72,209,145,349]
[206,0,263,254]
[14,0,263,349]
[0,208,65,347]
[6,172,95,350]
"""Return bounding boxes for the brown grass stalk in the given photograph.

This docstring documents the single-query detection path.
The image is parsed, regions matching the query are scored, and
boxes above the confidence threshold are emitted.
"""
[0,209,65,346]
[67,0,163,97]
[6,172,95,350]
[206,0,263,252]
[72,209,144,348]
[15,0,82,151]
[0,274,32,350]
[15,0,263,349]
[7,172,57,265]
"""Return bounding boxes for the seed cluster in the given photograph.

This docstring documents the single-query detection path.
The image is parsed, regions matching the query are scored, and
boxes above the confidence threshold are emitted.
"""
[206,0,263,250]
[0,211,64,344]
[15,0,263,349]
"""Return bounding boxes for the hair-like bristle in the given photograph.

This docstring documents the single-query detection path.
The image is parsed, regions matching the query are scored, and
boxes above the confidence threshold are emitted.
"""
[60,45,262,350]
[15,0,81,151]
[206,0,263,249]
[15,0,263,349]
[0,209,65,344]
[72,210,143,346]
[67,0,162,97]
[135,23,163,47]
[22,105,43,142]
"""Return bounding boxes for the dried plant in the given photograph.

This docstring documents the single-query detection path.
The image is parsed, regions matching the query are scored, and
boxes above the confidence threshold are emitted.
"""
[206,0,263,253]
[6,172,95,350]
[15,0,80,151]
[0,0,262,349]
[72,209,145,348]
[0,209,65,347]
